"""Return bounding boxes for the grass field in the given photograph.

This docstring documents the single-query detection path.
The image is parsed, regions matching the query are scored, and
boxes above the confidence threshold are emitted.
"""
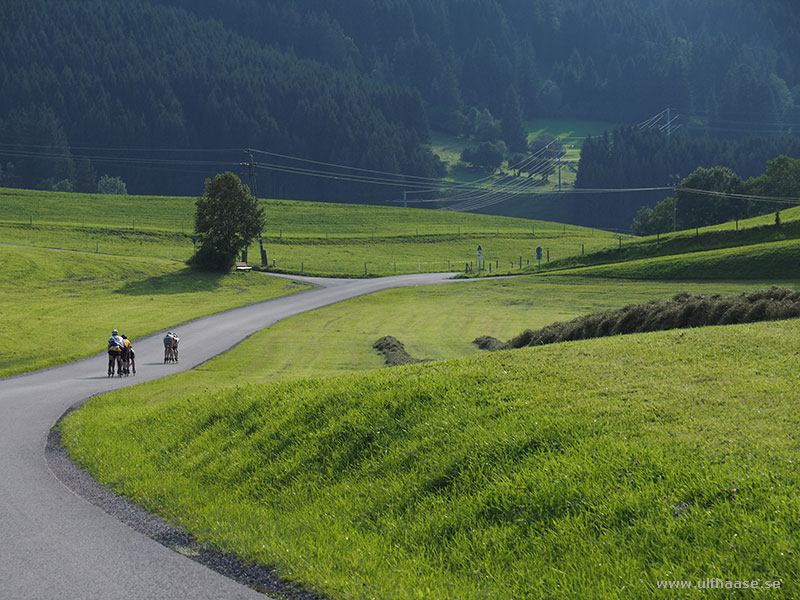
[134,276,800,390]
[61,318,800,599]
[0,245,308,377]
[0,187,623,276]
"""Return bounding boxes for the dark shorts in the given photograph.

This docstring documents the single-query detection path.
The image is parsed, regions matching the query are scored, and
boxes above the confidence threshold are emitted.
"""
[108,349,122,358]
[121,348,131,361]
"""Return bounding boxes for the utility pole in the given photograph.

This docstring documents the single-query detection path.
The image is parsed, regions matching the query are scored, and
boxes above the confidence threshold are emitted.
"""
[240,149,263,265]
[670,174,680,232]
[241,149,258,199]
[557,145,562,191]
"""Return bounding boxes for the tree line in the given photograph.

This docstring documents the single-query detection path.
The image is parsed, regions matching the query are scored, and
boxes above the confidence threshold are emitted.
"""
[1,0,799,200]
[570,127,800,231]
[631,156,800,235]
[161,0,800,132]
[0,0,444,198]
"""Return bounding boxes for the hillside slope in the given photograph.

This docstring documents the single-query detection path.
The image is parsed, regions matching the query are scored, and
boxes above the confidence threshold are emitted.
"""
[62,319,800,599]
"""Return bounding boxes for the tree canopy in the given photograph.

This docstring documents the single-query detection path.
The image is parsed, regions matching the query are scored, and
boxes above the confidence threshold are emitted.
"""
[631,157,800,235]
[192,172,266,272]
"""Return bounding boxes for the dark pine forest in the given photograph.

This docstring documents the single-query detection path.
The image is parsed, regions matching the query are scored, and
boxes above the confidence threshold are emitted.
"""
[1,0,799,228]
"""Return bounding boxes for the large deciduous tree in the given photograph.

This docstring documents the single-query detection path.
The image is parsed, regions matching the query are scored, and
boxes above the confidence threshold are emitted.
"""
[191,172,266,272]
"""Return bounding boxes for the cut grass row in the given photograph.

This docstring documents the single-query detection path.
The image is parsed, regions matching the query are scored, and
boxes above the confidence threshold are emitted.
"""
[60,318,800,599]
[0,245,308,377]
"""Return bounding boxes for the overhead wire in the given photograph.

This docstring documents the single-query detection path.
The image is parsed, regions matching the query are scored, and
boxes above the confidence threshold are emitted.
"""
[5,136,796,211]
[678,187,800,206]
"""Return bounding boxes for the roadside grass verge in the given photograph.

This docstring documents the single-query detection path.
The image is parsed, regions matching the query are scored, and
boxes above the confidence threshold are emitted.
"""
[60,319,800,599]
[0,245,308,377]
[560,238,800,280]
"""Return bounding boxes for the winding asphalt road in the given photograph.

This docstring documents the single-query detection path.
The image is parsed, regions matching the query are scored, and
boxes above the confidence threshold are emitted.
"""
[0,272,462,600]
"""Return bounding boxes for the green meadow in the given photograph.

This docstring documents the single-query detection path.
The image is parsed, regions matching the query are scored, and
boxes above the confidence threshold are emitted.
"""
[0,245,308,377]
[0,187,621,275]
[141,275,799,389]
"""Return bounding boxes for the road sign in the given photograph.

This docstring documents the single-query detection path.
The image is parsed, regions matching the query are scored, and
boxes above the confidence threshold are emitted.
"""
[536,246,542,260]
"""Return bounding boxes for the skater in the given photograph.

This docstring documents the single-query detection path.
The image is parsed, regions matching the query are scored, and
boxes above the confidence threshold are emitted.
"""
[171,331,179,363]
[107,329,124,376]
[162,331,181,363]
[128,338,136,375]
[121,335,134,375]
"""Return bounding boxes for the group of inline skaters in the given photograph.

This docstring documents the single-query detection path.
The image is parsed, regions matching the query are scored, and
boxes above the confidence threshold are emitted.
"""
[106,329,180,376]
[106,330,136,377]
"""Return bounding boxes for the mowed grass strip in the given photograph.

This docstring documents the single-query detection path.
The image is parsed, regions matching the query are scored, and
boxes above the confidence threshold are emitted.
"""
[60,320,800,599]
[0,245,308,376]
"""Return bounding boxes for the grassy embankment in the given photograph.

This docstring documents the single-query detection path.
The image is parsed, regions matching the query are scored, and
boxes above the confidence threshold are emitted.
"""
[0,245,307,377]
[61,317,800,599]
[0,187,620,276]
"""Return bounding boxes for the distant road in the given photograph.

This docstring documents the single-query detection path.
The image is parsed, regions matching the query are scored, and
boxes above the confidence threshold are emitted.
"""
[0,272,462,600]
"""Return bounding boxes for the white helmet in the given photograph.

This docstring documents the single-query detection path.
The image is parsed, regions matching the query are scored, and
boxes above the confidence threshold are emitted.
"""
[112,329,118,336]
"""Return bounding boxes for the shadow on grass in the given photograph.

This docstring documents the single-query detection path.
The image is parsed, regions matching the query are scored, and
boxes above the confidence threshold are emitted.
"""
[114,268,224,296]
